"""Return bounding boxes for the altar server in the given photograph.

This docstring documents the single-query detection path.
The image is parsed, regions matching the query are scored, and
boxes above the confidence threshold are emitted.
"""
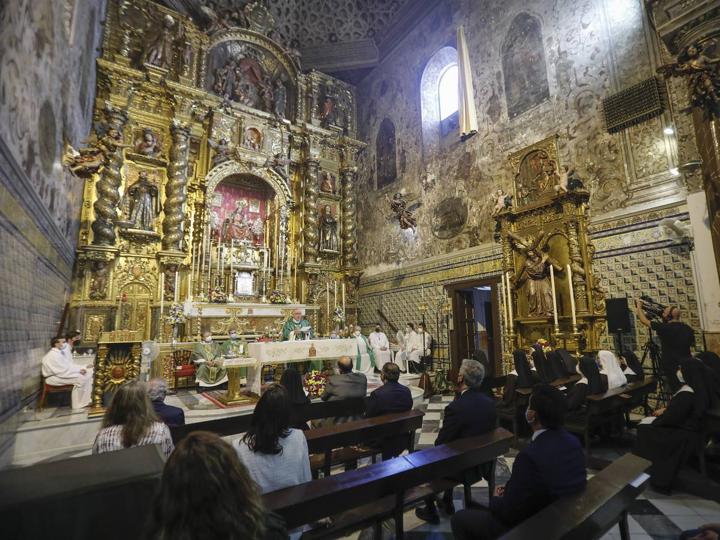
[354,326,377,374]
[369,325,393,370]
[41,336,93,409]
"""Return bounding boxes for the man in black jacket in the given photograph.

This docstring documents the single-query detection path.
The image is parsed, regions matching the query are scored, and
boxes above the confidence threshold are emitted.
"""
[366,362,413,459]
[451,384,587,540]
[415,359,497,523]
[148,378,185,427]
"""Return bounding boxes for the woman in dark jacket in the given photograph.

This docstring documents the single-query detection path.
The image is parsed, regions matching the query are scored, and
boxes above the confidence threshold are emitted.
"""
[634,359,712,492]
[279,367,310,430]
[567,355,608,411]
[498,350,540,410]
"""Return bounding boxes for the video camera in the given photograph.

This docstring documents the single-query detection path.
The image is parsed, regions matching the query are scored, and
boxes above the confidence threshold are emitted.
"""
[638,295,668,321]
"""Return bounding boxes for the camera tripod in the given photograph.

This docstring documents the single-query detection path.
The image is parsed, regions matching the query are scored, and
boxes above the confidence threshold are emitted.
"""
[640,328,670,407]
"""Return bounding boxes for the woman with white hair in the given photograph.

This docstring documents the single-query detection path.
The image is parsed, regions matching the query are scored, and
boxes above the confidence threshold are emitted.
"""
[598,350,627,390]
[147,378,185,427]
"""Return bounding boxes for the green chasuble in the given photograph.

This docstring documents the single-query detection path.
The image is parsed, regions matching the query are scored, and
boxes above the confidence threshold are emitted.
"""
[221,338,248,378]
[281,317,314,341]
[355,334,377,371]
[192,341,227,385]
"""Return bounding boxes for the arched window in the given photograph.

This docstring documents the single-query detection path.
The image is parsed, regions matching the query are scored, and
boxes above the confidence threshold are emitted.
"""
[438,64,458,121]
[376,118,397,189]
[420,46,458,152]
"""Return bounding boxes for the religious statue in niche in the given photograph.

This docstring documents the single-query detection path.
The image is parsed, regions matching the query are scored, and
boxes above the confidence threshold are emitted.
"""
[142,14,184,70]
[134,128,161,157]
[319,171,336,194]
[507,231,563,318]
[263,152,290,181]
[376,118,397,189]
[387,192,419,233]
[319,205,339,252]
[208,138,233,167]
[221,199,258,243]
[121,171,160,231]
[514,149,560,206]
[501,13,550,119]
[243,127,263,151]
[273,78,288,120]
[201,4,249,33]
[657,41,720,120]
[88,261,110,300]
[320,94,337,127]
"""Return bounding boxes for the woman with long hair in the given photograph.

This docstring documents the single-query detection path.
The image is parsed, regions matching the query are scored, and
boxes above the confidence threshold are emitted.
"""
[279,367,311,430]
[235,384,311,493]
[93,381,174,456]
[146,431,286,540]
[634,359,712,492]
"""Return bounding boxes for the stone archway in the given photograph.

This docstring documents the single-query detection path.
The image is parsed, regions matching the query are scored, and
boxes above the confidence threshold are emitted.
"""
[204,160,294,209]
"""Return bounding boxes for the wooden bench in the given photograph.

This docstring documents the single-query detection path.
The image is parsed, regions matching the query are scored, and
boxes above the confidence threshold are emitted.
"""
[499,453,651,540]
[698,407,720,475]
[170,397,367,444]
[566,379,657,455]
[263,427,513,540]
[305,409,424,476]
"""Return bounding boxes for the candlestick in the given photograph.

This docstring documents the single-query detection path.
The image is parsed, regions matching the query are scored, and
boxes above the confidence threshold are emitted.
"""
[566,264,577,329]
[549,264,558,330]
[342,282,346,314]
[506,272,514,330]
[174,269,179,303]
[326,281,330,335]
[301,281,305,303]
[499,275,509,330]
[334,280,338,307]
[159,271,165,338]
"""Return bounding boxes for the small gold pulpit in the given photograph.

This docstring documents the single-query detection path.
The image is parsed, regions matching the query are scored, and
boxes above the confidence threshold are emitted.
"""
[89,330,143,416]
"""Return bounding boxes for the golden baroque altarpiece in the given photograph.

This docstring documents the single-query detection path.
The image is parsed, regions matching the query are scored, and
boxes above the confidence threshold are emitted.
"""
[66,0,365,394]
[495,136,606,362]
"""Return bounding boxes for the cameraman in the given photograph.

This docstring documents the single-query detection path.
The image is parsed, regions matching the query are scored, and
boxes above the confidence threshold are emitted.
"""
[634,299,695,392]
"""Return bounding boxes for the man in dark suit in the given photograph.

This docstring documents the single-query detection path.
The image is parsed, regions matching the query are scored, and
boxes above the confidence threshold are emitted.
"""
[321,356,368,423]
[366,362,413,459]
[451,384,587,540]
[147,378,185,427]
[415,359,497,523]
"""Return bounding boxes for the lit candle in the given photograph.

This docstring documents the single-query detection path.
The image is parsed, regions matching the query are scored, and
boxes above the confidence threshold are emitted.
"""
[549,264,558,329]
[301,281,305,303]
[334,280,338,307]
[230,239,234,286]
[159,271,165,323]
[326,281,330,334]
[342,282,346,314]
[567,264,577,328]
[506,272,514,329]
[499,275,509,329]
[174,269,179,303]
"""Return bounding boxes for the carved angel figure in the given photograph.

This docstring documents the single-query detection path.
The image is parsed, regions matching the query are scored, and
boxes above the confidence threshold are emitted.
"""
[658,41,720,119]
[507,231,563,318]
[134,128,160,157]
[208,138,233,167]
[263,152,290,181]
[63,143,105,177]
[388,192,419,233]
[491,189,513,215]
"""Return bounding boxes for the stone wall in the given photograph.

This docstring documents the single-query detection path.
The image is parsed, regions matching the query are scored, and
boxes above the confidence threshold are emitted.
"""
[354,0,700,273]
[0,0,106,466]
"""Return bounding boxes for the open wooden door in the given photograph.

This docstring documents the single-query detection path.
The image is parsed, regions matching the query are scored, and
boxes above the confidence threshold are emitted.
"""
[452,289,476,368]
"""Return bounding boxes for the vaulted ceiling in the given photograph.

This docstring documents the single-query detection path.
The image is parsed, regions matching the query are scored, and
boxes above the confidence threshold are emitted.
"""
[160,0,441,82]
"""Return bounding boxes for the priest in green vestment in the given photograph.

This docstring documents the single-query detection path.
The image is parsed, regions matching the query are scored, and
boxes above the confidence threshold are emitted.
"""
[192,331,228,386]
[281,308,314,341]
[221,329,247,379]
[353,325,377,374]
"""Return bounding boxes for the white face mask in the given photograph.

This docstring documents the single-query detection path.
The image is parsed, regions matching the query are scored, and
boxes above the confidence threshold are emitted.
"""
[354,330,361,336]
[204,336,212,343]
[229,333,238,340]
[676,369,685,384]
[61,343,69,351]
[525,408,534,425]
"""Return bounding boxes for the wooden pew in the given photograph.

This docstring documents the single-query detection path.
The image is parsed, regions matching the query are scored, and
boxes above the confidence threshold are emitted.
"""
[566,378,657,455]
[263,427,514,540]
[305,409,424,476]
[698,406,720,475]
[170,397,367,444]
[499,453,651,540]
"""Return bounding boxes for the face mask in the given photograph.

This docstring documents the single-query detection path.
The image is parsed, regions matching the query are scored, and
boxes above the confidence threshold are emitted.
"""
[676,369,685,384]
[204,336,212,343]
[229,333,238,340]
[61,343,69,351]
[525,408,534,425]
[406,327,411,333]
[354,331,361,336]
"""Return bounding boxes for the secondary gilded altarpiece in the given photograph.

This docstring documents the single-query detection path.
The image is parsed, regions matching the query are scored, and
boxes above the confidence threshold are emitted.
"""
[65,0,366,398]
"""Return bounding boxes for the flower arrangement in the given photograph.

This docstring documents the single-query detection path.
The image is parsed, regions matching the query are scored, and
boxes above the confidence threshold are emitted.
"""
[304,370,328,398]
[332,306,345,325]
[535,338,552,353]
[165,302,186,325]
[269,289,290,304]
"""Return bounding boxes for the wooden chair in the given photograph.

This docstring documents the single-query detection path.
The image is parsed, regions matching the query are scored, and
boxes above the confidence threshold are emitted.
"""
[172,350,195,390]
[37,379,74,411]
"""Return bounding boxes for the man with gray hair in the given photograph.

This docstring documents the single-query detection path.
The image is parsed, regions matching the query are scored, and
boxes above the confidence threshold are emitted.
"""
[416,358,497,523]
[147,378,185,427]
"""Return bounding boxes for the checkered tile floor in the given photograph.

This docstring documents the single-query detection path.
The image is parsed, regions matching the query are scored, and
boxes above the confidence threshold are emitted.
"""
[342,394,720,540]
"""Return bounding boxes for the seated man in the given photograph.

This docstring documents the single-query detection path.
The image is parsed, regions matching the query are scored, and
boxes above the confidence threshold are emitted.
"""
[321,356,368,423]
[451,384,587,540]
[416,359,497,523]
[192,331,228,389]
[41,336,93,409]
[148,378,185,427]
[366,362,413,459]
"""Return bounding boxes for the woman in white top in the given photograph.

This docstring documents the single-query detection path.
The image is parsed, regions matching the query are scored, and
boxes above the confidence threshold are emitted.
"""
[235,384,311,493]
[92,381,174,457]
[597,350,627,390]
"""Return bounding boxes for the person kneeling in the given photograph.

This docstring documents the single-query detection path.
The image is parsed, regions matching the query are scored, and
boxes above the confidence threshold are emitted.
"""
[451,385,586,540]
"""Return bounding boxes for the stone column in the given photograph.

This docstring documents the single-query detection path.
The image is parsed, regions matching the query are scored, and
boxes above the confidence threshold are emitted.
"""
[341,167,358,266]
[303,159,319,263]
[92,106,128,246]
[162,121,191,251]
